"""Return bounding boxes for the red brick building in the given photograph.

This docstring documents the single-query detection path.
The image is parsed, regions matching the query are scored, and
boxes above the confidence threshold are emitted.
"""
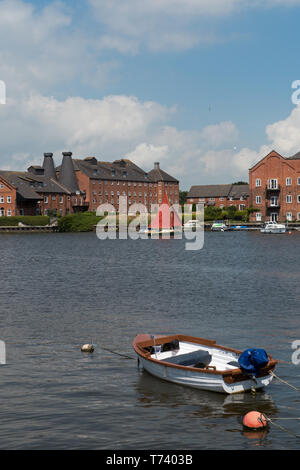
[187,184,249,210]
[0,153,179,217]
[249,150,300,222]
[0,176,17,216]
[56,157,179,214]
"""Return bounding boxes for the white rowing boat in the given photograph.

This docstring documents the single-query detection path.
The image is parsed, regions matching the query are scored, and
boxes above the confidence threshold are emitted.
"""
[133,334,278,394]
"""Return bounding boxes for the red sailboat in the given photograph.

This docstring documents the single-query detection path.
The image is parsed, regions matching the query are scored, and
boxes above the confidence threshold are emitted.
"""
[145,193,182,235]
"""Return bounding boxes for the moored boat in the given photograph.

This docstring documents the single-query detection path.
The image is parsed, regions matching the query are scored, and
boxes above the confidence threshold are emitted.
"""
[211,220,229,231]
[260,221,286,233]
[133,334,278,394]
[183,219,201,230]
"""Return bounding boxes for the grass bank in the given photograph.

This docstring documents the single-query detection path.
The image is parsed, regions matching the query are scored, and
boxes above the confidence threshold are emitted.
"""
[0,216,50,226]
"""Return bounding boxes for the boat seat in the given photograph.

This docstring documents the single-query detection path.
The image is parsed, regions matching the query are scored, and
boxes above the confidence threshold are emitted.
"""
[227,360,239,367]
[162,349,212,367]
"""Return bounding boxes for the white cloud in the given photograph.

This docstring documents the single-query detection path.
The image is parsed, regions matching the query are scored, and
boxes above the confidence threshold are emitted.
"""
[88,0,300,52]
[0,0,115,96]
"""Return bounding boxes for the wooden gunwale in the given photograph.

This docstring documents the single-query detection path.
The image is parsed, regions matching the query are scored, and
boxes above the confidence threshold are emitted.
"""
[133,334,278,383]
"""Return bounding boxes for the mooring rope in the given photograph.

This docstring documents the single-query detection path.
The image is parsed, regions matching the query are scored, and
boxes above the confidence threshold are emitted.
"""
[100,346,135,360]
[264,414,300,439]
[269,370,300,392]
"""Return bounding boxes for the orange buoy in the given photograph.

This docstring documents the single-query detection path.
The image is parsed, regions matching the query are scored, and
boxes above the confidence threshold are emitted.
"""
[243,411,267,430]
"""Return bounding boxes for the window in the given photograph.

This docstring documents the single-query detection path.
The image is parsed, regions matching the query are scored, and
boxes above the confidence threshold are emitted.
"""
[59,196,63,204]
[92,180,95,185]
[256,178,261,187]
[209,197,215,201]
[298,213,300,221]
[256,195,262,204]
[298,195,300,203]
[286,195,292,203]
[286,177,292,186]
[0,196,4,203]
[239,204,245,210]
[0,184,3,189]
[52,195,56,201]
[268,179,278,189]
[286,212,293,221]
[256,212,262,221]
[44,196,48,203]
[219,197,224,201]
[7,209,11,216]
[298,177,300,185]
[7,196,11,203]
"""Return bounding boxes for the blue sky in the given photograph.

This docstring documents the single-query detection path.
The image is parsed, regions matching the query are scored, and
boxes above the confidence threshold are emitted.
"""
[1,0,300,189]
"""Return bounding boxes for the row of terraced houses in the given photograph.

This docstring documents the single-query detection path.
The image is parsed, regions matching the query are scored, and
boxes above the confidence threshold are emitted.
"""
[2,149,300,222]
[0,152,179,217]
[187,150,300,223]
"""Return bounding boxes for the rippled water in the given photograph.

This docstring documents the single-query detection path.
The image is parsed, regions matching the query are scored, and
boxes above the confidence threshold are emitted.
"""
[0,231,299,449]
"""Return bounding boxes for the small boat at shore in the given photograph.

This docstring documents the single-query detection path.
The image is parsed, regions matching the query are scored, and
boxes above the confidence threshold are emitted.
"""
[211,220,229,231]
[183,219,201,230]
[133,334,278,394]
[260,221,286,233]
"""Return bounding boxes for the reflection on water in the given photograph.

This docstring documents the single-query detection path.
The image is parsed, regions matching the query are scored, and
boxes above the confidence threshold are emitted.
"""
[135,370,278,418]
[0,232,299,449]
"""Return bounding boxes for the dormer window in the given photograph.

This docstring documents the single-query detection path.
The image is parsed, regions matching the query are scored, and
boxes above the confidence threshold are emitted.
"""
[111,170,116,177]
[122,171,127,177]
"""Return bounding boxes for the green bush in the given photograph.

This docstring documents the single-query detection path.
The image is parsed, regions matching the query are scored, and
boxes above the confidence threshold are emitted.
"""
[58,212,102,232]
[0,216,50,226]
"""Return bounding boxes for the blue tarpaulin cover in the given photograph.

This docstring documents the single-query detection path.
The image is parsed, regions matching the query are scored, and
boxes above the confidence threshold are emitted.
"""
[238,348,269,376]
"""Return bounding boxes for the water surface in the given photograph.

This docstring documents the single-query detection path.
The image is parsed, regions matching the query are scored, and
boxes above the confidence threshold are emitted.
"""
[0,231,299,449]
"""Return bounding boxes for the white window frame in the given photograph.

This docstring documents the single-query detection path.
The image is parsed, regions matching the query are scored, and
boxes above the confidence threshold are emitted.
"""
[286,212,293,221]
[256,195,262,204]
[286,194,292,203]
[286,177,292,186]
[256,212,262,221]
[268,179,278,189]
[256,178,261,187]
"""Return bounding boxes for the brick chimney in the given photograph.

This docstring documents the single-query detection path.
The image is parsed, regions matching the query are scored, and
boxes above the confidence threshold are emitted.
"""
[43,153,56,179]
[59,152,79,193]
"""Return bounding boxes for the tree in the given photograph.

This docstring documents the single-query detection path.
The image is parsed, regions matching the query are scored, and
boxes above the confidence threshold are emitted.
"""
[179,191,188,205]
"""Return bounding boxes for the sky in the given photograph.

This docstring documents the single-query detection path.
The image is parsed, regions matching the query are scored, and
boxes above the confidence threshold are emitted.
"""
[1,1,300,189]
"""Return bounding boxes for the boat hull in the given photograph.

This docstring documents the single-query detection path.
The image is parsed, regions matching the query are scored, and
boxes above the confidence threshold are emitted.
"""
[139,356,273,394]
